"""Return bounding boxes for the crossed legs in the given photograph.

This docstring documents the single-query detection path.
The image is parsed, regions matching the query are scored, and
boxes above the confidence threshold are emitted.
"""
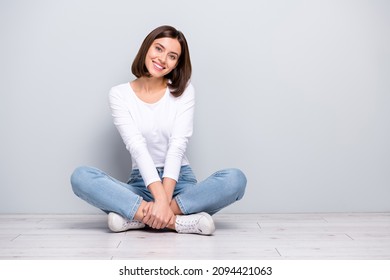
[71,166,246,235]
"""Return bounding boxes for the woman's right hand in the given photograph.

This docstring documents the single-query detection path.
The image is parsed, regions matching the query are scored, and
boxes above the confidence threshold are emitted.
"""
[143,181,175,229]
[142,201,174,229]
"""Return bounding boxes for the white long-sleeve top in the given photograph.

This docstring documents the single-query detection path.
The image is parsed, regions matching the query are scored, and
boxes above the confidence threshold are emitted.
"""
[109,82,195,187]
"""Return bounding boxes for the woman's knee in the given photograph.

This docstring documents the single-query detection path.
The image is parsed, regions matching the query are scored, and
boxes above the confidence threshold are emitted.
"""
[225,168,247,200]
[70,166,96,194]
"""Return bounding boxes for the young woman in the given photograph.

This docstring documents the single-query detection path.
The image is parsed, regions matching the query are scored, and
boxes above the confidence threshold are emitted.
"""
[71,25,247,235]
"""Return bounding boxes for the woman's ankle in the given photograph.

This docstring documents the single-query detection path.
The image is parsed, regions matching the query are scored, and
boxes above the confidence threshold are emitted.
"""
[166,215,177,230]
[133,200,148,221]
[170,199,183,215]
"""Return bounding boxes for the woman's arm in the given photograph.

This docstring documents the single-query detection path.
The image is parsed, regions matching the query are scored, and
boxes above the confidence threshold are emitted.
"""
[109,86,161,186]
[163,177,177,203]
[110,86,175,228]
[162,84,195,183]
[141,85,195,225]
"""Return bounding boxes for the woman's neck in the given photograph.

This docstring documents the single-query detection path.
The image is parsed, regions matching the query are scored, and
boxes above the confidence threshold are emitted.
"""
[136,76,167,95]
[130,76,168,104]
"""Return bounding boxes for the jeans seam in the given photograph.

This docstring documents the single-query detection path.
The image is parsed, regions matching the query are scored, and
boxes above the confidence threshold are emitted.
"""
[128,196,142,220]
[174,195,188,215]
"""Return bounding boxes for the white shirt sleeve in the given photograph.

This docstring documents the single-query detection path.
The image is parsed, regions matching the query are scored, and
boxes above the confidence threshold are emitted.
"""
[109,87,161,187]
[162,84,195,181]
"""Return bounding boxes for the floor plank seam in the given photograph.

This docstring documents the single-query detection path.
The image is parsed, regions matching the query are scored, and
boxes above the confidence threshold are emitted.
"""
[275,248,282,257]
[10,234,21,242]
[345,234,354,240]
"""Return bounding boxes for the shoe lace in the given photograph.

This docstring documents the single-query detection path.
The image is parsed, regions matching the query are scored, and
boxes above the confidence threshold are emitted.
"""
[176,217,201,232]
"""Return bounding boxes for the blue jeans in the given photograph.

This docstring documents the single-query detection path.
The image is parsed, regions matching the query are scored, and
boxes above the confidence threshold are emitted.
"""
[70,165,246,220]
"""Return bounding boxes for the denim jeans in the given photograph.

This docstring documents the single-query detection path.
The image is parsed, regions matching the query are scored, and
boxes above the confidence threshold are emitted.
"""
[70,165,247,220]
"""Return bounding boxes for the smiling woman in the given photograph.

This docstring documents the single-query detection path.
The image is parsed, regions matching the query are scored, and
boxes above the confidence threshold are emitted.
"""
[131,25,192,98]
[70,25,247,235]
[147,39,181,74]
[131,37,182,104]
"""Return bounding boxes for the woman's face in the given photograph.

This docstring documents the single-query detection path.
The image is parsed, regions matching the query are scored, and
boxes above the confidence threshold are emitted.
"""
[145,37,181,78]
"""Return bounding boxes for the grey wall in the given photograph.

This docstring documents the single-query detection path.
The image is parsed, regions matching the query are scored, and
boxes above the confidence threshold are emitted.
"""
[1,0,389,214]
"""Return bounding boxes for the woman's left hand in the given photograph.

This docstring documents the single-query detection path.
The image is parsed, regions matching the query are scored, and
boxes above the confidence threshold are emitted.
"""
[142,200,174,229]
[144,181,175,229]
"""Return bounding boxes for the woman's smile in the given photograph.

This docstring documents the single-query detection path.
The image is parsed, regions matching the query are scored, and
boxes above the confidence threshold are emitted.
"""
[145,37,181,78]
[152,61,166,71]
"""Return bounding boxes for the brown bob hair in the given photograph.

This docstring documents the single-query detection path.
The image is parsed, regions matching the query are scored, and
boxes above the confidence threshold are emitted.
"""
[131,25,192,97]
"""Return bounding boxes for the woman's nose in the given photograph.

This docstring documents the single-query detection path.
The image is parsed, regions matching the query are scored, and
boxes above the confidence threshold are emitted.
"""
[158,54,166,64]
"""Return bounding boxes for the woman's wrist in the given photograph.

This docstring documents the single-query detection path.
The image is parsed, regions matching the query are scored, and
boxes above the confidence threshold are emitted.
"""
[148,181,169,203]
[163,177,176,202]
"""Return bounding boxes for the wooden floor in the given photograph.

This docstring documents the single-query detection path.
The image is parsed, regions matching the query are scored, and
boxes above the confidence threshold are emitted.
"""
[0,213,389,260]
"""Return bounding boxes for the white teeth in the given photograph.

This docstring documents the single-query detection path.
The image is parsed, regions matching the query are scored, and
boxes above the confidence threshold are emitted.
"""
[153,63,164,70]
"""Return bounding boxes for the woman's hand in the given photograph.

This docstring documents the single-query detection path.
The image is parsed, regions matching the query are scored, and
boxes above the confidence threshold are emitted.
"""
[142,200,174,229]
[143,181,175,229]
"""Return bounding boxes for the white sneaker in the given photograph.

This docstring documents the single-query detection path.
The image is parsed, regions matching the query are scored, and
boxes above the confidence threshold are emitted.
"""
[175,212,215,235]
[108,212,145,232]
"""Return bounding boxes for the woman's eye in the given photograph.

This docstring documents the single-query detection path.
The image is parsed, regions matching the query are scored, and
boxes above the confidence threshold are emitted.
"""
[169,55,177,60]
[156,46,162,52]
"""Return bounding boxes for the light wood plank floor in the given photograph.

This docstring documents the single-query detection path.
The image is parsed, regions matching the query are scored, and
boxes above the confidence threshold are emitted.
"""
[0,213,389,260]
